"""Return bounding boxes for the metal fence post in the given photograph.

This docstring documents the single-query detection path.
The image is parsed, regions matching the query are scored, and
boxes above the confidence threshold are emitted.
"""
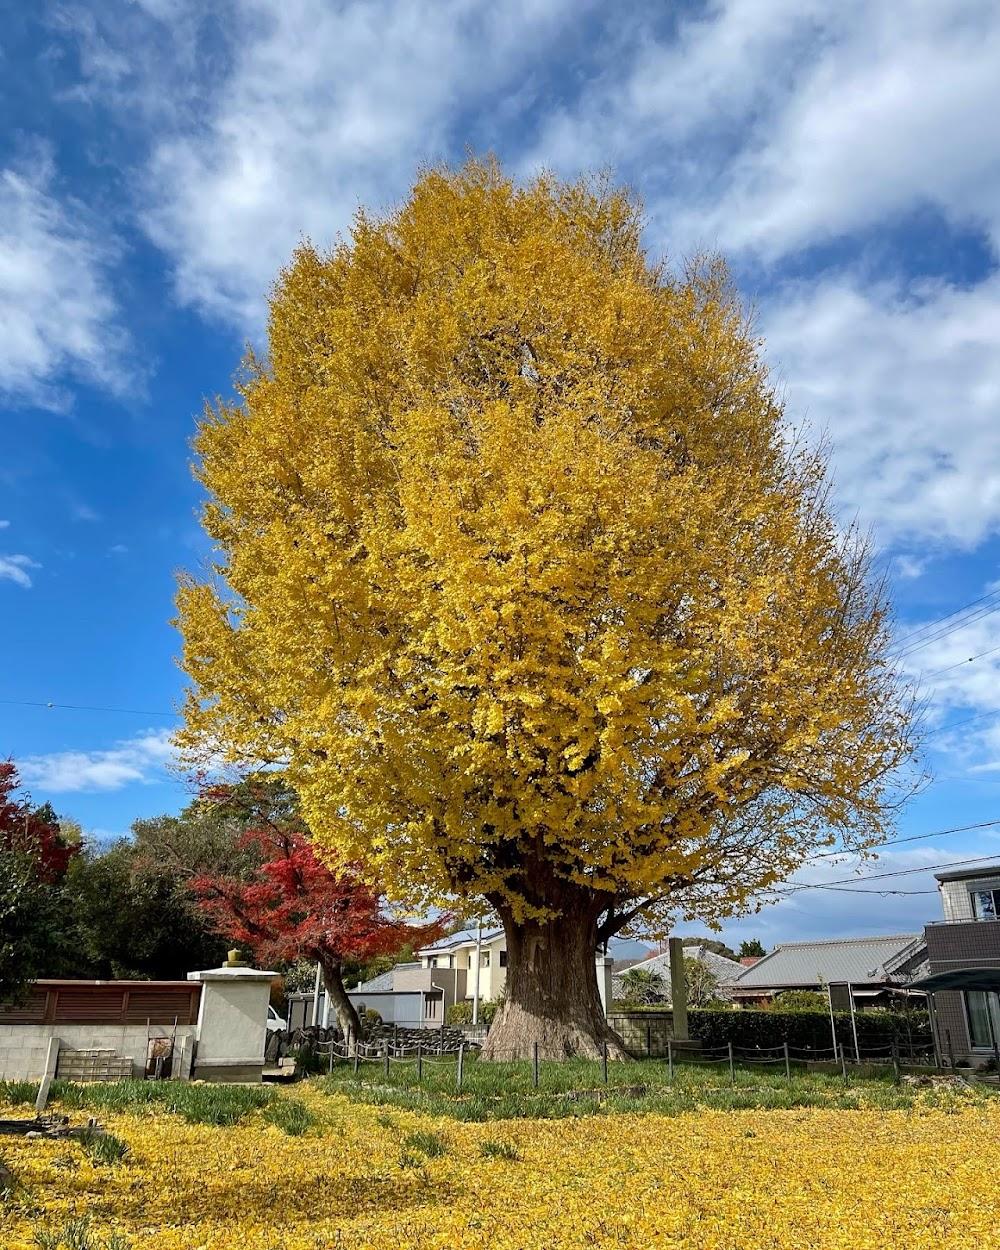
[384,1041,390,1079]
[439,1023,445,1055]
[457,1042,465,1091]
[328,1039,334,1075]
[892,1040,901,1084]
[839,1042,847,1083]
[417,1041,423,1083]
[728,1041,735,1085]
[602,1039,609,1084]
[533,1041,540,1088]
[667,1038,674,1083]
[783,1040,791,1083]
[646,1022,652,1058]
[353,1048,360,1077]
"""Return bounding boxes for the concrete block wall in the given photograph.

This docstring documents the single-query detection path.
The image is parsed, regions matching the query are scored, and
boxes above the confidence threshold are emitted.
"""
[0,1023,197,1081]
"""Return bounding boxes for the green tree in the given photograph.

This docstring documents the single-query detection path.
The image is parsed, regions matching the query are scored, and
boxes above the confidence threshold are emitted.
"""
[683,956,722,1007]
[738,939,766,959]
[618,967,669,1006]
[771,989,827,1011]
[681,936,737,960]
[65,842,227,980]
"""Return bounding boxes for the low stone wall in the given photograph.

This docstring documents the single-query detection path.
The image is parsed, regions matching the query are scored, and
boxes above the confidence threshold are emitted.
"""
[609,1012,676,1057]
[368,1023,469,1051]
[0,1022,198,1081]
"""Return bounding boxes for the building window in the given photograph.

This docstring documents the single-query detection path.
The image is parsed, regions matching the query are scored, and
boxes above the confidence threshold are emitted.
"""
[425,996,439,1021]
[429,957,438,968]
[481,950,491,967]
[499,950,508,967]
[965,991,1000,1049]
[971,889,1000,920]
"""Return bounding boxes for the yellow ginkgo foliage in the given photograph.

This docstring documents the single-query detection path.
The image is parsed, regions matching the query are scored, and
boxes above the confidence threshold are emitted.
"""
[177,160,915,1059]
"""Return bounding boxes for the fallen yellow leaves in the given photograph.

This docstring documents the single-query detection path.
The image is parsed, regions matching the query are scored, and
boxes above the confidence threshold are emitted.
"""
[3,1086,998,1249]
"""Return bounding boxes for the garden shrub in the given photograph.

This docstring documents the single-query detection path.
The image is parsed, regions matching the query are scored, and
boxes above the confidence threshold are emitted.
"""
[446,999,500,1027]
[687,1007,931,1052]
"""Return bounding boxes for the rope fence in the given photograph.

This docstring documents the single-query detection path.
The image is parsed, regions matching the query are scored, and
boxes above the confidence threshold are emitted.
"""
[313,1028,940,1093]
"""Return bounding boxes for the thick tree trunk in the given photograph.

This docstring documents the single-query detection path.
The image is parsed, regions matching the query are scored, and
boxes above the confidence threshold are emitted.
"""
[481,895,627,1062]
[319,955,362,1049]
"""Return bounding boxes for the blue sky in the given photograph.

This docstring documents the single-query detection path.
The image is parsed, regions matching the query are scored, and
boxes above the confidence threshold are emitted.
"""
[4,0,1000,946]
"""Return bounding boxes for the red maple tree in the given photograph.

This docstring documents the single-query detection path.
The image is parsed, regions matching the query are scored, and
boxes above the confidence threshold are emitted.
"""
[189,781,445,1039]
[0,761,77,882]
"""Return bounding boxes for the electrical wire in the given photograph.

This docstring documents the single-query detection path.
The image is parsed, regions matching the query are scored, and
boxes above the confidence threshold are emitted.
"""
[0,698,176,718]
[762,852,1000,900]
[891,591,1000,659]
[922,643,1000,680]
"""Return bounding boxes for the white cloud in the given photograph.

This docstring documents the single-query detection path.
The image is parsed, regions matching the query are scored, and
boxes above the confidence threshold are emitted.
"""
[0,520,9,530]
[762,272,1000,546]
[678,845,1000,947]
[520,2,1000,547]
[108,543,129,555]
[134,0,585,325]
[56,0,1000,552]
[18,728,177,793]
[683,3,1000,260]
[0,156,131,409]
[0,554,40,589]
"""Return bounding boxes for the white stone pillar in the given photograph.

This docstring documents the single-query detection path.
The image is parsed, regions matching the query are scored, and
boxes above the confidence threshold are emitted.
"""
[188,957,276,1082]
[595,954,614,1018]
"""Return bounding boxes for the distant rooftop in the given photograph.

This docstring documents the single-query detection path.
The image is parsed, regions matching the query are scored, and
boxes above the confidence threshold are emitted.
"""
[732,934,920,990]
[417,927,504,954]
[934,861,1000,883]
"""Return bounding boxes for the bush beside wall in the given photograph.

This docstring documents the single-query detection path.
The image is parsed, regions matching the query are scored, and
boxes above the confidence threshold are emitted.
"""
[609,1007,931,1055]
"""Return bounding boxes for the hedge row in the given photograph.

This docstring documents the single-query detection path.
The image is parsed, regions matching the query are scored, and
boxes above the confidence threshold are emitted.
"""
[613,1007,931,1052]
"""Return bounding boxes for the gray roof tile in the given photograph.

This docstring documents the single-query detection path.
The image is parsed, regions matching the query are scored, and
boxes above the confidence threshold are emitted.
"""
[731,934,921,990]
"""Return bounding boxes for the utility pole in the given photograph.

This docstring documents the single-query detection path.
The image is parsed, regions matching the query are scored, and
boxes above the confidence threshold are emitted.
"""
[311,961,322,1027]
[471,919,483,1026]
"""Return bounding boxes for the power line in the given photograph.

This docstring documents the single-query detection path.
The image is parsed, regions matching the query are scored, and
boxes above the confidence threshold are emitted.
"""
[763,851,1000,900]
[924,708,1000,738]
[891,589,1000,657]
[923,643,1000,680]
[809,818,1000,860]
[0,699,176,718]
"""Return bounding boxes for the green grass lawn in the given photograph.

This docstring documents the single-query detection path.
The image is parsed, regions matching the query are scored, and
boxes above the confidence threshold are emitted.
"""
[315,1052,986,1121]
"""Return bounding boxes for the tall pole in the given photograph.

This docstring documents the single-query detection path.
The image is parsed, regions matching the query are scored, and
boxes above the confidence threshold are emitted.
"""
[472,920,483,1026]
[668,937,688,1041]
[826,983,838,1056]
[847,982,861,1064]
[311,961,322,1027]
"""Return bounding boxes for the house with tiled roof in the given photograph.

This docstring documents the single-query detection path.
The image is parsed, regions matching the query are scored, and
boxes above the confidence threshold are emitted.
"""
[611,945,744,1001]
[728,934,926,1009]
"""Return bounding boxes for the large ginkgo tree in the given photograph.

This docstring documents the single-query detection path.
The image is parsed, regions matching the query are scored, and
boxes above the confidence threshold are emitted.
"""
[177,160,916,1059]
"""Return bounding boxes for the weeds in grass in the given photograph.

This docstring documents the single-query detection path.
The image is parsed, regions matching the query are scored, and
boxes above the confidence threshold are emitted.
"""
[398,1149,423,1170]
[316,1055,993,1122]
[262,1099,315,1136]
[78,1128,129,1166]
[48,1080,274,1127]
[402,1130,447,1157]
[479,1138,521,1161]
[33,1217,129,1250]
[0,1079,39,1107]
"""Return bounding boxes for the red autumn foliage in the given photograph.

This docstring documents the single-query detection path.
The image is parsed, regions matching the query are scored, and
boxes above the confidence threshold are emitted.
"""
[0,761,77,883]
[189,782,445,975]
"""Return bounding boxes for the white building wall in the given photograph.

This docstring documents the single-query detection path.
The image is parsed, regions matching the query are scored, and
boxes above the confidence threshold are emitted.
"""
[188,966,274,1080]
[939,875,1000,921]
